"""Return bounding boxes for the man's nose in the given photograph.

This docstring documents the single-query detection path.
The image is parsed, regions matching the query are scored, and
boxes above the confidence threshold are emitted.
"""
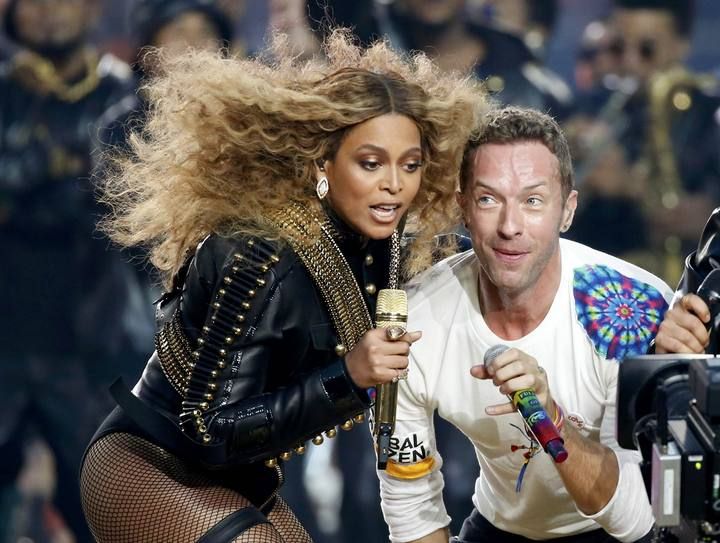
[498,203,523,238]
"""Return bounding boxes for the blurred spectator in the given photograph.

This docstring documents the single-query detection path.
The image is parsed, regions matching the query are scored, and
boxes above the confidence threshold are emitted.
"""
[131,0,234,74]
[613,0,692,85]
[566,0,720,285]
[0,0,146,541]
[99,0,236,154]
[91,0,260,65]
[574,18,622,94]
[371,0,573,118]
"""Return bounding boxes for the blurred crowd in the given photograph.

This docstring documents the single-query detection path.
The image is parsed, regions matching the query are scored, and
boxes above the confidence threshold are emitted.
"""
[0,0,718,542]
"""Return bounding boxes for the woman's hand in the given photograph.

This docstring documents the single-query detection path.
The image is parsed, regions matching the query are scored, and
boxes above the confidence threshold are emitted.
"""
[655,294,710,354]
[344,328,422,389]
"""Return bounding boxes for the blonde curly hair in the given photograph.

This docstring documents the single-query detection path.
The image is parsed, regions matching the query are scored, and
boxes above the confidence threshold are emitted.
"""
[101,30,490,288]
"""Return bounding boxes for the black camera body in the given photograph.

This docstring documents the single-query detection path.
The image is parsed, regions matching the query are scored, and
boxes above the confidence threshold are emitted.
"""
[617,354,720,541]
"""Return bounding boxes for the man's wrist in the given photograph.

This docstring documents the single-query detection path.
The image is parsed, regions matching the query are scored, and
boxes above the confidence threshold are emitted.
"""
[552,401,565,433]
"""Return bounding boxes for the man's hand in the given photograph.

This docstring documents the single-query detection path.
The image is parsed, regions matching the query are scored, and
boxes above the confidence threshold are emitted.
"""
[470,347,554,416]
[655,293,710,354]
[472,347,618,515]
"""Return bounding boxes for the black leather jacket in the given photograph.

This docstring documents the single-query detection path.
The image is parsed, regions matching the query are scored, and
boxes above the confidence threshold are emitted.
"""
[108,213,392,491]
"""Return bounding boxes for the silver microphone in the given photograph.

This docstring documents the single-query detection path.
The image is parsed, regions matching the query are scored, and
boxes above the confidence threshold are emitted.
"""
[374,288,408,470]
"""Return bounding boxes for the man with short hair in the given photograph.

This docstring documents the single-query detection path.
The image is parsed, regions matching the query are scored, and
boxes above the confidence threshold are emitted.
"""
[376,107,671,542]
[612,0,693,85]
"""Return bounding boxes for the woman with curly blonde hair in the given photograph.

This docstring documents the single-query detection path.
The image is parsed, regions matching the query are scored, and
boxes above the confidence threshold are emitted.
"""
[80,30,489,542]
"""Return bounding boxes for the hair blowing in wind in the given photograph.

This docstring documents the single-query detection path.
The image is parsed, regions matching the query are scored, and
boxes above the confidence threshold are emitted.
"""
[98,29,490,288]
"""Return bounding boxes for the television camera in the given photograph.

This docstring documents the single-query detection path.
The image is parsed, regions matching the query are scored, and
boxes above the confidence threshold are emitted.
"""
[617,270,720,542]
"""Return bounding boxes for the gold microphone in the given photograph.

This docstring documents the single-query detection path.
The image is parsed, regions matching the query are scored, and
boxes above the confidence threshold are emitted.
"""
[374,288,408,470]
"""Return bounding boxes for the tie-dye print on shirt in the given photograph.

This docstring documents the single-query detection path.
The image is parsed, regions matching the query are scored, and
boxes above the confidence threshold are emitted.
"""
[574,264,669,360]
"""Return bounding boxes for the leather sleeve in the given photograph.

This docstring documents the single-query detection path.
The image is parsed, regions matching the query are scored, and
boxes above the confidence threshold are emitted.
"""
[176,235,371,465]
[674,207,720,353]
[212,356,370,465]
[677,207,720,295]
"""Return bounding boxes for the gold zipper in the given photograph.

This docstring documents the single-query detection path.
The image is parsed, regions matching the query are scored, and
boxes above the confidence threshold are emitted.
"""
[259,464,284,511]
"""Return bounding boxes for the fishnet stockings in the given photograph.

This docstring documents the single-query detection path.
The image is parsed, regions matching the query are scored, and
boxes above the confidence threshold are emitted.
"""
[255,496,312,543]
[81,433,312,543]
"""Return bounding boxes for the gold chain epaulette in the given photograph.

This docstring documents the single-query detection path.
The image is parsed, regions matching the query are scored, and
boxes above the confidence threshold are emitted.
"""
[155,312,194,396]
[178,237,281,443]
[270,202,399,352]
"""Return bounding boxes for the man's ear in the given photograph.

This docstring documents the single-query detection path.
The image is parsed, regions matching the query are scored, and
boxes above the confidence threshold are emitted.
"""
[560,190,578,232]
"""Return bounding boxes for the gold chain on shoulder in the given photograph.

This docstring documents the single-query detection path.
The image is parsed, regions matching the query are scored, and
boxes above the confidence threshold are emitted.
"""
[271,202,399,351]
[155,312,194,395]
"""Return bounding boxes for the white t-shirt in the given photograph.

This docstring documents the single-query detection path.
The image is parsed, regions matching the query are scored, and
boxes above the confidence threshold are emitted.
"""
[377,239,673,542]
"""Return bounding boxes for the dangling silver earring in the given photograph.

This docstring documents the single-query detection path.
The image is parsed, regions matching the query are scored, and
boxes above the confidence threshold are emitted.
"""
[316,176,329,200]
